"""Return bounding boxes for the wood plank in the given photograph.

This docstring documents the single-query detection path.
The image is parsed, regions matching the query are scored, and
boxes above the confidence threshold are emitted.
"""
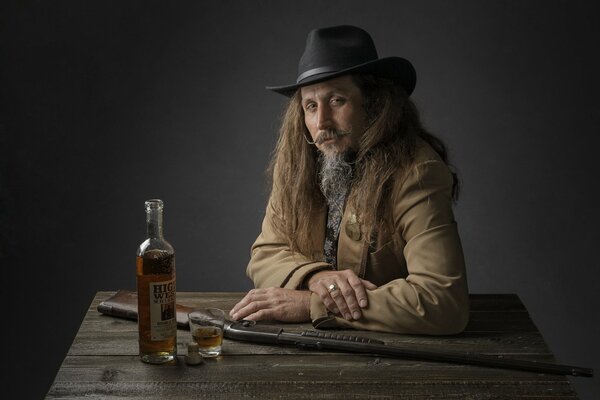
[47,382,578,400]
[47,355,576,400]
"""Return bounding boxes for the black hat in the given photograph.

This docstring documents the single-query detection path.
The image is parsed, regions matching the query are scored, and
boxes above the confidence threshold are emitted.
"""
[266,25,416,97]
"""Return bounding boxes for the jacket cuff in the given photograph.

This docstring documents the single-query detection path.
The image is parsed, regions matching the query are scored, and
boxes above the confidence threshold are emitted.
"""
[280,262,332,290]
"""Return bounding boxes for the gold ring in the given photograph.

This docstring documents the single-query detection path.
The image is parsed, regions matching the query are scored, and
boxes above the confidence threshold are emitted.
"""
[328,283,338,293]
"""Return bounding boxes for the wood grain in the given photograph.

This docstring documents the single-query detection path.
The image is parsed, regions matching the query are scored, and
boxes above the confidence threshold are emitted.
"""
[46,291,579,399]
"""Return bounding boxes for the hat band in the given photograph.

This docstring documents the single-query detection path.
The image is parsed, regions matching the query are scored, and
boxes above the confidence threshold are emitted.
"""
[296,65,345,83]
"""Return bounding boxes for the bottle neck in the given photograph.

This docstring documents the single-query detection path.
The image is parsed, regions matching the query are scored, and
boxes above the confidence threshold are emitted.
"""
[146,208,164,239]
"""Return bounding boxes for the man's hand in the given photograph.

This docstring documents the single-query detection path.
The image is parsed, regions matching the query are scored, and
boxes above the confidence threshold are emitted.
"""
[229,288,311,322]
[308,269,378,321]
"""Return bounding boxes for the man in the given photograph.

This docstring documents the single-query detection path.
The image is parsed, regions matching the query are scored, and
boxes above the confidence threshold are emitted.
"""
[230,25,469,334]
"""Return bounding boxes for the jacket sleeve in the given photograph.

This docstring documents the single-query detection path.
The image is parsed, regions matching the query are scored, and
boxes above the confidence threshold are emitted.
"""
[310,160,470,335]
[246,197,331,290]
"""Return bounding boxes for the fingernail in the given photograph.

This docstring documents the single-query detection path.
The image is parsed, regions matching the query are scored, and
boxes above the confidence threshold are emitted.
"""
[359,300,367,307]
[352,311,361,320]
[344,313,352,320]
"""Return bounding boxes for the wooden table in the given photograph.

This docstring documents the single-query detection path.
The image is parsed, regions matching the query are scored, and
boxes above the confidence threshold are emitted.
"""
[46,291,580,399]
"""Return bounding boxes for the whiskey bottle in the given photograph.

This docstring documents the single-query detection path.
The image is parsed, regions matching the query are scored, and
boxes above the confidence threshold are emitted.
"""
[136,199,177,364]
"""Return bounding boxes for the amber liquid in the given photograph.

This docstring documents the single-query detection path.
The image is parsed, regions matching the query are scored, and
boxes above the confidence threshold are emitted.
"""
[136,249,176,364]
[192,326,223,348]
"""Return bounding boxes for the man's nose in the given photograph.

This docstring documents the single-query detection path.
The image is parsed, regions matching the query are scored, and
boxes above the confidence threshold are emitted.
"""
[316,105,333,130]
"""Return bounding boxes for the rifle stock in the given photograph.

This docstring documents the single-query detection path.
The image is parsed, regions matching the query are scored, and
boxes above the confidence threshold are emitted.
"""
[223,320,593,378]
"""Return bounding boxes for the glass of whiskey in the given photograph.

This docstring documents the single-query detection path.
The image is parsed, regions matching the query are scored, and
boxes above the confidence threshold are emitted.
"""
[188,308,225,358]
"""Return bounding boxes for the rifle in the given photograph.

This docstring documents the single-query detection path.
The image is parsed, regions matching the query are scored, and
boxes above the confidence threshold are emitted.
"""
[223,319,593,378]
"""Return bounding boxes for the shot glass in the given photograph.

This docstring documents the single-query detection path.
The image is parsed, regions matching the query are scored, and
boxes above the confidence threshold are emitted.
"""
[188,308,225,358]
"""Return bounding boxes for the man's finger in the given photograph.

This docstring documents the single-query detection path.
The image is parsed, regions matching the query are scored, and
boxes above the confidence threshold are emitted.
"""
[360,279,378,290]
[348,275,370,309]
[231,299,271,321]
[244,308,270,321]
[229,296,250,316]
[338,280,362,320]
[230,296,253,317]
[330,283,353,320]
[230,289,270,316]
[314,286,340,314]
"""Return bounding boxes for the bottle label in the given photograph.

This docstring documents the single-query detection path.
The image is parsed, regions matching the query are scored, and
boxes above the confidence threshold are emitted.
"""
[148,279,177,341]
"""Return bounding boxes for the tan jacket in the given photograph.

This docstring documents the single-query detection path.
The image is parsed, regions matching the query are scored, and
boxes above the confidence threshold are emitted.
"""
[247,139,469,334]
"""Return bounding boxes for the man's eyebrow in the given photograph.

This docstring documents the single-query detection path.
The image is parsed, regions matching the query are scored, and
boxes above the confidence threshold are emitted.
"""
[301,87,352,103]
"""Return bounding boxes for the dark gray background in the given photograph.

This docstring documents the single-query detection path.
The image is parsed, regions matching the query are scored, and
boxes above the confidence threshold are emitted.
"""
[1,1,599,398]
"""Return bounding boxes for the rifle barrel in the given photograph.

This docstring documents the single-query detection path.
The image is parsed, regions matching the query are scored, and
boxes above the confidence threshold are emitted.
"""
[223,321,593,378]
[306,336,593,377]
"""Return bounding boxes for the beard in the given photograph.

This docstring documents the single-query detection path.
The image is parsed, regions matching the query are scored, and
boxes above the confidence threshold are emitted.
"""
[318,149,356,205]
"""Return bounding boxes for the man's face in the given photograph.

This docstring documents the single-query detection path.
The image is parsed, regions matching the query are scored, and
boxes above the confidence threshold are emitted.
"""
[300,75,368,157]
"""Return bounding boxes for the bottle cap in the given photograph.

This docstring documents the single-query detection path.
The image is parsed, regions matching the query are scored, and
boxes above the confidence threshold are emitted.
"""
[185,341,203,365]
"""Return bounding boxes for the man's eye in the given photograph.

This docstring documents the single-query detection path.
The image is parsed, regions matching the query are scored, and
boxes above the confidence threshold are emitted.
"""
[305,103,316,111]
[331,97,346,105]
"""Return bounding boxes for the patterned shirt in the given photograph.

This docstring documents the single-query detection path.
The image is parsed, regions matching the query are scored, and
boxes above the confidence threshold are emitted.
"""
[323,190,348,269]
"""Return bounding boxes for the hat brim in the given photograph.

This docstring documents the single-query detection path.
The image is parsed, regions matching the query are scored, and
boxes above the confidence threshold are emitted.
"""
[266,56,416,97]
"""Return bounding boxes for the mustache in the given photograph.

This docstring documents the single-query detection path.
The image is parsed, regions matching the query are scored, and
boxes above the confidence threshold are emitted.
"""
[315,128,352,145]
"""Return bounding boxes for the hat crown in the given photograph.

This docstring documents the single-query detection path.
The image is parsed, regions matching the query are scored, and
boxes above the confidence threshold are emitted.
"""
[297,25,379,84]
[266,25,416,97]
